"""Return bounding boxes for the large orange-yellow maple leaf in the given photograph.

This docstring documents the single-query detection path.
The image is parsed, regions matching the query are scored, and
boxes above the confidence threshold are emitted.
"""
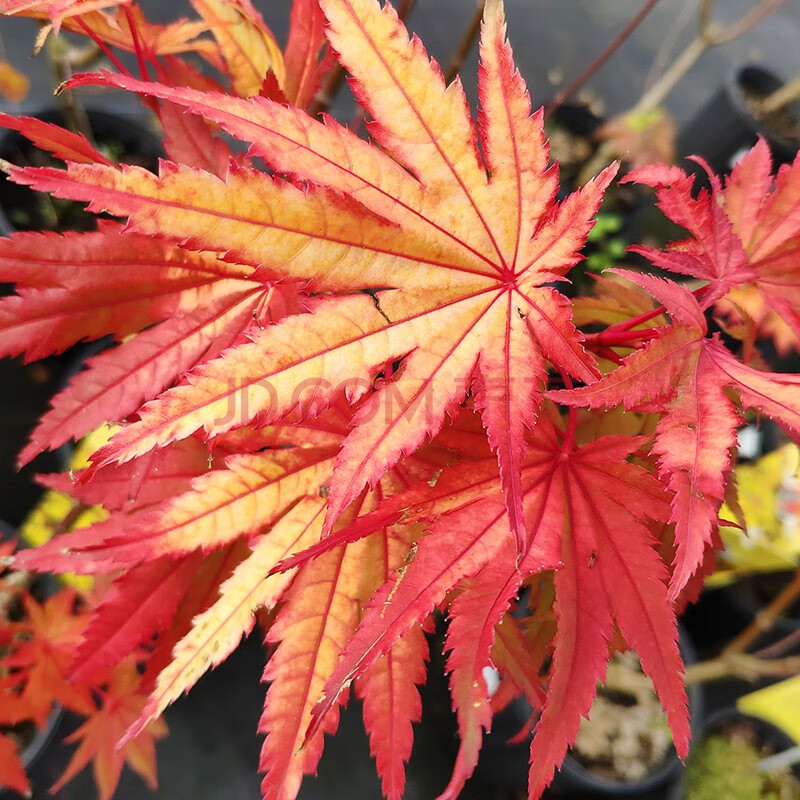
[10,0,615,553]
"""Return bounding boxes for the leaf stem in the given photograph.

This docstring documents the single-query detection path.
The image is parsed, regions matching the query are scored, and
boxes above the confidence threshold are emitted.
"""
[596,345,624,364]
[607,286,706,333]
[123,5,150,82]
[51,501,90,539]
[586,327,659,347]
[75,17,133,78]
[545,0,662,115]
[614,304,667,332]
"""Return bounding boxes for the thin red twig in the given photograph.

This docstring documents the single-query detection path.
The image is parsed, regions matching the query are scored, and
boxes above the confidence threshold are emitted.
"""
[596,346,624,365]
[611,285,707,332]
[76,17,133,78]
[586,327,660,347]
[123,5,150,81]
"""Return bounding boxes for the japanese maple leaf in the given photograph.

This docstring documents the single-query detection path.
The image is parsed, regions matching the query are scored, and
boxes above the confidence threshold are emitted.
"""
[69,551,210,682]
[0,0,215,61]
[491,581,554,714]
[0,0,130,30]
[0,222,297,465]
[521,433,687,797]
[282,0,332,108]
[151,58,236,177]
[439,538,524,800]
[23,407,365,575]
[13,431,253,579]
[189,0,284,98]
[68,409,447,800]
[18,409,461,800]
[4,590,95,723]
[58,537,249,689]
[50,659,168,800]
[298,411,686,800]
[8,0,615,551]
[255,491,427,800]
[715,283,800,357]
[0,735,30,796]
[551,270,800,598]
[354,523,428,800]
[106,494,426,800]
[624,140,800,341]
[0,112,114,166]
[0,675,38,727]
[290,452,547,799]
[572,271,666,329]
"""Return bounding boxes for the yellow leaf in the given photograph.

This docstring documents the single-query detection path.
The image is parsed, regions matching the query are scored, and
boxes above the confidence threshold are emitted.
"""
[19,426,117,590]
[0,60,29,102]
[738,675,800,743]
[717,444,800,576]
[189,0,284,96]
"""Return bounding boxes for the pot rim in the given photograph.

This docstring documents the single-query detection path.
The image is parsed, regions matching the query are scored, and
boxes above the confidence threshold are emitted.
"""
[0,704,62,796]
[725,64,800,150]
[557,625,703,792]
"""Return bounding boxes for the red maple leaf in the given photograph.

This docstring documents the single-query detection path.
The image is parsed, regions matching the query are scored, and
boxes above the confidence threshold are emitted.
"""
[0,735,30,796]
[624,141,800,349]
[552,270,800,597]
[293,412,687,798]
[4,591,94,723]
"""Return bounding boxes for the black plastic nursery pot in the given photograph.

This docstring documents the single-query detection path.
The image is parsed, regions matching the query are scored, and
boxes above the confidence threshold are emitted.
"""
[0,706,63,800]
[0,106,162,236]
[668,709,800,800]
[550,632,703,799]
[474,628,703,799]
[546,101,605,193]
[677,65,800,177]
